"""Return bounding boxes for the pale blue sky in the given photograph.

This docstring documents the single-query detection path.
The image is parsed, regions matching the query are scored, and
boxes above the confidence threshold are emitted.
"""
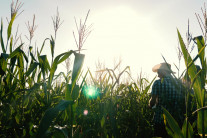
[0,0,206,81]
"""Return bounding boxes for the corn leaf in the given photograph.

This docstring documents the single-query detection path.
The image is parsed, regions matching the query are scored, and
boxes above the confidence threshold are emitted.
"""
[29,46,37,62]
[162,107,184,138]
[66,84,80,101]
[0,19,6,53]
[65,84,72,101]
[181,119,193,138]
[9,36,13,53]
[9,44,23,58]
[20,49,28,63]
[71,53,85,97]
[194,36,206,90]
[39,38,50,54]
[48,51,73,86]
[50,35,55,61]
[9,56,17,72]
[36,100,73,137]
[177,29,203,107]
[7,13,16,40]
[38,55,50,79]
[197,89,207,135]
[25,62,39,76]
[178,30,207,135]
[80,69,89,89]
[194,36,205,65]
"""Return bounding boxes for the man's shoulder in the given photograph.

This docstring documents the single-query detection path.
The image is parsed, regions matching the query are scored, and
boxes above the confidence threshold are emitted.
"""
[154,79,161,83]
[152,79,162,87]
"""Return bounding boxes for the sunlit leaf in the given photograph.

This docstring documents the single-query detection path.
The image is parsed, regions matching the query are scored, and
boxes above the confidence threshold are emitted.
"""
[7,13,16,40]
[162,107,184,138]
[39,38,50,54]
[9,36,13,53]
[177,29,203,107]
[0,19,6,53]
[48,50,73,86]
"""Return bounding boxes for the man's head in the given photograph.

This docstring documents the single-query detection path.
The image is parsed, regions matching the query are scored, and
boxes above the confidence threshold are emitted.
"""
[152,63,174,78]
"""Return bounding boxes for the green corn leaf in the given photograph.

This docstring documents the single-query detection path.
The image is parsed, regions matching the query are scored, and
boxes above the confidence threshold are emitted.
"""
[1,53,9,60]
[72,53,85,83]
[36,100,73,137]
[40,38,50,54]
[48,50,73,87]
[178,30,207,135]
[9,56,17,72]
[7,13,16,40]
[88,68,96,84]
[53,71,65,81]
[143,76,156,94]
[197,89,207,135]
[109,69,118,82]
[0,53,9,74]
[165,127,174,137]
[9,36,13,53]
[50,35,55,61]
[132,82,141,93]
[0,53,9,75]
[177,29,203,107]
[189,69,202,90]
[9,44,23,58]
[38,55,50,80]
[71,53,85,97]
[65,84,72,101]
[37,72,42,82]
[194,36,205,65]
[25,62,39,76]
[20,49,28,63]
[0,19,6,53]
[41,55,50,71]
[101,116,105,128]
[181,119,194,138]
[72,85,80,100]
[65,84,80,101]
[162,107,184,138]
[80,69,89,89]
[15,114,20,124]
[29,46,37,61]
[54,71,71,83]
[187,46,205,70]
[18,55,24,69]
[17,54,25,84]
[57,52,72,65]
[194,36,206,88]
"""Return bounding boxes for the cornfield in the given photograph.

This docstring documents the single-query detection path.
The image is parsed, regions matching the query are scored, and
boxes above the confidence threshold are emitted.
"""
[0,1,207,138]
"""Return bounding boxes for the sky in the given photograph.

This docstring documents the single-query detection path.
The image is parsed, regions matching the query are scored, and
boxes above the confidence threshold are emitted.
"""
[0,0,206,81]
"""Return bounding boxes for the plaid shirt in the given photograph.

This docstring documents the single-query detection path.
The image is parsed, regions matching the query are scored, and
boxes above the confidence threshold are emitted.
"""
[151,75,183,124]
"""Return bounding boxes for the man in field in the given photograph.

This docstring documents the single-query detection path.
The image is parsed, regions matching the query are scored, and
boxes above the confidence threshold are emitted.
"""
[149,63,184,137]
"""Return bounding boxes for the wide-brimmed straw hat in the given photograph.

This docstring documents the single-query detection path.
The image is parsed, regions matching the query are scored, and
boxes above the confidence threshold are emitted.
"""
[152,63,175,73]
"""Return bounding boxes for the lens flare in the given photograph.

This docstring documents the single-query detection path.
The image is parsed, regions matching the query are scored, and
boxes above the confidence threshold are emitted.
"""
[83,109,88,115]
[88,87,96,96]
[83,85,99,99]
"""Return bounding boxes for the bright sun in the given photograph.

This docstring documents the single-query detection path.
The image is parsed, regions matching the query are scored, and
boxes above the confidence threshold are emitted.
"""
[85,6,162,78]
